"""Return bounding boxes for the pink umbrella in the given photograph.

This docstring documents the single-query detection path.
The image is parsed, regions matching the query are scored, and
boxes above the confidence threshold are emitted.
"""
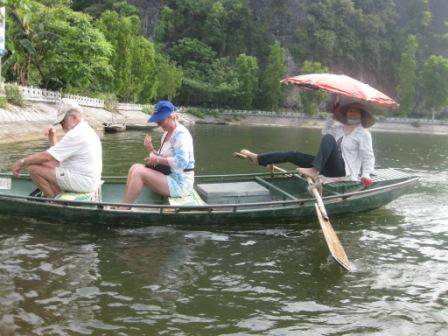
[282,73,398,109]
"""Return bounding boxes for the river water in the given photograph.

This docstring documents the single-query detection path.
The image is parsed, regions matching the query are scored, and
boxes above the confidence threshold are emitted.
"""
[0,125,447,335]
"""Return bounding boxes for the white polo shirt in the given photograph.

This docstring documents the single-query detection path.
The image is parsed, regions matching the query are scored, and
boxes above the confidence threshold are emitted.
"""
[47,121,102,186]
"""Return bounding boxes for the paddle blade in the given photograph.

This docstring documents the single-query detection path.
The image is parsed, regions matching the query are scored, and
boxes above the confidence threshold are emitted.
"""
[314,203,352,271]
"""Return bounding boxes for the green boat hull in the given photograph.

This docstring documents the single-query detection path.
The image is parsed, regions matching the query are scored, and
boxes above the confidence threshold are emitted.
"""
[0,169,418,227]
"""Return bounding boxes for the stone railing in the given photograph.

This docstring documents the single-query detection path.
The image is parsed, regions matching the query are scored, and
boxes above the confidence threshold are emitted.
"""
[221,109,306,118]
[18,85,61,103]
[18,85,104,108]
[117,103,143,111]
[17,85,149,112]
[63,93,104,108]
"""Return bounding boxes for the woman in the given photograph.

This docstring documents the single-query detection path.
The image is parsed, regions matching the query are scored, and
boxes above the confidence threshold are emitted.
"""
[240,102,375,187]
[121,100,195,205]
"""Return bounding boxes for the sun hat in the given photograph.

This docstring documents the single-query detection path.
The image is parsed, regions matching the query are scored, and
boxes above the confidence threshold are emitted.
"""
[148,100,177,123]
[333,102,375,128]
[54,98,83,125]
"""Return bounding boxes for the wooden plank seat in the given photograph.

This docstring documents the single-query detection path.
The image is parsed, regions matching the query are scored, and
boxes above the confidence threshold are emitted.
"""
[323,168,410,194]
[168,189,206,206]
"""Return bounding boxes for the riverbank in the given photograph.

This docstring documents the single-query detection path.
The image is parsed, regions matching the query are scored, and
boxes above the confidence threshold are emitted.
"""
[190,114,448,135]
[1,103,447,145]
[0,101,150,145]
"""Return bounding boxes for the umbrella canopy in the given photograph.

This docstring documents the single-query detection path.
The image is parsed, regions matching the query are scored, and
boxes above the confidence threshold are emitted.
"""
[282,73,398,109]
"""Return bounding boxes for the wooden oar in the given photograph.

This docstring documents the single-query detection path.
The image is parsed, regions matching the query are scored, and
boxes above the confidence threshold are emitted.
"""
[302,174,351,271]
[233,151,352,271]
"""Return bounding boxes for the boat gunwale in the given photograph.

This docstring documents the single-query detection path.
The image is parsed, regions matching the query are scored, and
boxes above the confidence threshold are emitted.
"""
[0,173,419,213]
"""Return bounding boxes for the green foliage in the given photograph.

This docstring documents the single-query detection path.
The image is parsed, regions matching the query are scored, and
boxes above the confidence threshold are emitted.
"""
[168,38,216,81]
[156,1,252,58]
[421,55,448,117]
[186,107,206,119]
[99,93,118,113]
[236,54,258,109]
[155,55,183,100]
[258,41,287,110]
[4,1,113,91]
[142,105,153,115]
[1,0,447,114]
[177,77,239,108]
[397,35,418,116]
[5,83,24,106]
[0,96,7,108]
[72,0,138,18]
[300,60,329,115]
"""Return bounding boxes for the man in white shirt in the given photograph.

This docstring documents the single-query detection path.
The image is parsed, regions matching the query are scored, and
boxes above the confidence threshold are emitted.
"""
[12,98,103,197]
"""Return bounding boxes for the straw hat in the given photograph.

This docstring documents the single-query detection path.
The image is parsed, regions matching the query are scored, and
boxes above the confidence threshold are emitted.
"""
[333,102,375,128]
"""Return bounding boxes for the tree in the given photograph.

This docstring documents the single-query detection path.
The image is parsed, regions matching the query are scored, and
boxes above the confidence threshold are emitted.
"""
[236,54,258,109]
[154,55,182,100]
[300,60,329,115]
[4,1,113,91]
[259,41,286,111]
[397,35,418,116]
[167,37,216,81]
[97,10,157,102]
[128,36,157,103]
[421,55,448,120]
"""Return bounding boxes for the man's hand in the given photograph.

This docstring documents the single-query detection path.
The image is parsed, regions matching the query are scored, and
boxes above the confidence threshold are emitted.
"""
[46,126,57,146]
[12,159,23,177]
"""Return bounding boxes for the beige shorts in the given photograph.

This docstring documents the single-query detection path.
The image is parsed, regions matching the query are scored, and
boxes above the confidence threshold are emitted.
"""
[55,167,97,193]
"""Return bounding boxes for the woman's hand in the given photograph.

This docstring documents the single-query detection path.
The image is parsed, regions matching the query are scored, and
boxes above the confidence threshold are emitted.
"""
[144,152,160,167]
[144,134,155,152]
[361,177,373,188]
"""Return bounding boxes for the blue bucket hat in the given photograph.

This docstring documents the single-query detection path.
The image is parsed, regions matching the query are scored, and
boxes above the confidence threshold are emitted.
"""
[148,100,177,123]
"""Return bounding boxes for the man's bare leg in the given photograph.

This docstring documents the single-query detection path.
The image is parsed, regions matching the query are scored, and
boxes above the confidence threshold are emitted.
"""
[28,164,61,197]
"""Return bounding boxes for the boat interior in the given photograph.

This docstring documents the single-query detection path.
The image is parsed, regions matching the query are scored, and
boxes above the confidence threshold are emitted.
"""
[0,168,416,209]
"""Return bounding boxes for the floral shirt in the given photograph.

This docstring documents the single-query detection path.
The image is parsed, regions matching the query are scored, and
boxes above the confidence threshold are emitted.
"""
[159,122,195,197]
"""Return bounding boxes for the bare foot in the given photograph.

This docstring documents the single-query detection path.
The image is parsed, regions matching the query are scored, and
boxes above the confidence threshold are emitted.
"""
[297,167,319,180]
[240,149,258,164]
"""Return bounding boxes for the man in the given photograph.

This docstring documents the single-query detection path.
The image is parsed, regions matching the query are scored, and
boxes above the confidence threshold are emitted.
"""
[12,98,103,197]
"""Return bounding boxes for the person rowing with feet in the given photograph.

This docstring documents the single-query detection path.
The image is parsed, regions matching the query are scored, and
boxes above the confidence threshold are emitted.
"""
[240,102,375,188]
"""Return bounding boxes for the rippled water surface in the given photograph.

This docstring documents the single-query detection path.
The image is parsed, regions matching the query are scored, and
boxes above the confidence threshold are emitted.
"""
[0,125,447,335]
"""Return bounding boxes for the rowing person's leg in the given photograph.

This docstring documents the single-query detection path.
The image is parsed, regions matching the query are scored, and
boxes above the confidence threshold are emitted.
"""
[302,134,344,178]
[122,164,170,204]
[257,151,315,167]
[28,163,61,197]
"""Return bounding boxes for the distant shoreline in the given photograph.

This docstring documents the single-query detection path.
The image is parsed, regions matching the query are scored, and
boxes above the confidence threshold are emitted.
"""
[187,114,448,136]
[1,107,447,146]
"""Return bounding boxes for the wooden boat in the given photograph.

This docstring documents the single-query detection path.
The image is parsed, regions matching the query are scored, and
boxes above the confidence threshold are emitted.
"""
[103,122,126,133]
[0,168,418,226]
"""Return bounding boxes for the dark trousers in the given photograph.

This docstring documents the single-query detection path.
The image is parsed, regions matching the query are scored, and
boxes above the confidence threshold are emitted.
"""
[257,134,346,177]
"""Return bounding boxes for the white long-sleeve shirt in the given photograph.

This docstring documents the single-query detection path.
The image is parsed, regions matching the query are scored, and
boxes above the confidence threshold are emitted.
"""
[322,117,375,180]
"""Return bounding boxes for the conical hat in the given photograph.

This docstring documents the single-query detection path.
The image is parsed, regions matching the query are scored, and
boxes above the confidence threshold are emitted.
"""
[333,102,375,128]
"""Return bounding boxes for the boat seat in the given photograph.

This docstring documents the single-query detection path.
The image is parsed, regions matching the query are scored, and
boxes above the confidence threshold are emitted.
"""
[168,189,206,206]
[323,168,410,194]
[55,181,104,202]
[196,181,270,204]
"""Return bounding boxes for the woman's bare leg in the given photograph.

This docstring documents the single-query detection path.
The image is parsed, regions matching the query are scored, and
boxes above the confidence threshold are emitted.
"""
[122,164,170,204]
